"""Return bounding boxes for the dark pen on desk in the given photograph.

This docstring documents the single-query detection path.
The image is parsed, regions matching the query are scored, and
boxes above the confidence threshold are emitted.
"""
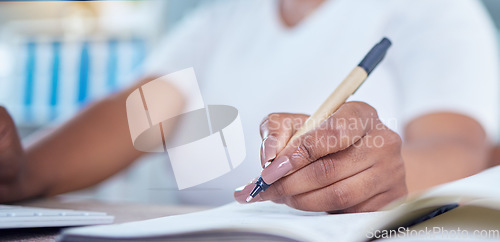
[246,37,392,202]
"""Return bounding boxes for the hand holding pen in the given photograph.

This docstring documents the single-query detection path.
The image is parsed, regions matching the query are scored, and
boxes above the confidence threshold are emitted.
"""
[234,38,408,212]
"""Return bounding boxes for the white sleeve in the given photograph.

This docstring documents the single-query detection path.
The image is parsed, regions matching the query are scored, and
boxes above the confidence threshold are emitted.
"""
[142,1,228,78]
[386,0,499,140]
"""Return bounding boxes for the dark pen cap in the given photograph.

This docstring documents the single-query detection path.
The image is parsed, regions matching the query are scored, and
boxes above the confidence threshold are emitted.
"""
[358,37,392,75]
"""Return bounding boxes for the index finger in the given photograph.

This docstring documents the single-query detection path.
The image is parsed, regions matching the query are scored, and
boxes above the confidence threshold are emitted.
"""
[259,113,308,167]
[261,101,379,184]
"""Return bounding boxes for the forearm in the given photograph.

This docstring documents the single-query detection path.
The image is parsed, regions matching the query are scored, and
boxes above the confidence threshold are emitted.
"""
[23,95,144,198]
[403,139,490,193]
[17,75,186,199]
[488,145,500,167]
[402,112,491,194]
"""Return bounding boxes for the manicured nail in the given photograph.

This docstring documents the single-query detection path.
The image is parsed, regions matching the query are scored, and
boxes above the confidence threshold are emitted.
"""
[261,156,292,184]
[234,185,246,192]
[234,179,263,204]
[234,178,258,203]
[260,137,277,167]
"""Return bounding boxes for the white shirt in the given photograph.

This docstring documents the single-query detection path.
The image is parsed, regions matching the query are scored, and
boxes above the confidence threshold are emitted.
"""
[95,0,499,205]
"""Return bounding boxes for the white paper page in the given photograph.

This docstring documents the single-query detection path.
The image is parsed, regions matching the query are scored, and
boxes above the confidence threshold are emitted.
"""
[422,166,500,199]
[61,201,385,241]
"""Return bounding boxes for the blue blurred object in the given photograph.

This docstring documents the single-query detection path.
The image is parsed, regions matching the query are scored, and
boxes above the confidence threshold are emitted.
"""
[106,39,118,92]
[77,41,90,107]
[23,40,36,122]
[9,36,148,126]
[50,41,61,120]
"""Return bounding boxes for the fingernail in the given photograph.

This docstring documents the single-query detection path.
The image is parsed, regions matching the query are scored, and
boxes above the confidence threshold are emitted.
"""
[260,137,277,167]
[234,178,257,203]
[234,185,246,192]
[261,156,292,184]
[234,181,263,204]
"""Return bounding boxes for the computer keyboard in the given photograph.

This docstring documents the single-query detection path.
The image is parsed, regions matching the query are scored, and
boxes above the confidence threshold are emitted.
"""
[0,204,114,229]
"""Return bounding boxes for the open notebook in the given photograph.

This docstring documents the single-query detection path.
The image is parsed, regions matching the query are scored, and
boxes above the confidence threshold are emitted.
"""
[59,166,500,242]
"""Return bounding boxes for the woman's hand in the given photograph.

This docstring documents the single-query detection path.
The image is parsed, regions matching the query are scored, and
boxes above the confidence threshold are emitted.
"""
[235,101,407,213]
[0,106,33,203]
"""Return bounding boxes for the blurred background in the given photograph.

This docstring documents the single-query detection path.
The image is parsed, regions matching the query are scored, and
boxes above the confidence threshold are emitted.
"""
[0,0,211,204]
[1,0,500,137]
[0,0,499,203]
[0,0,209,137]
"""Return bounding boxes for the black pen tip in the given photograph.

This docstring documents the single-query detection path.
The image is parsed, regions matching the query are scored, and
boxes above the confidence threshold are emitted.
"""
[246,177,271,202]
[248,185,263,200]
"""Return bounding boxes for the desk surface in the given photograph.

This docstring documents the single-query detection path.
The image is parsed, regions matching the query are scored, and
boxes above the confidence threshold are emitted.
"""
[2,198,210,242]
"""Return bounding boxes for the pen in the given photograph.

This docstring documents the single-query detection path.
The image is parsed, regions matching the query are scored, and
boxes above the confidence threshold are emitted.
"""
[247,37,392,202]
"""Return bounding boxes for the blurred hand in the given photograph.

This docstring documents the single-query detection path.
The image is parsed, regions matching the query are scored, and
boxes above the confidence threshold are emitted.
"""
[235,102,407,213]
[0,106,30,203]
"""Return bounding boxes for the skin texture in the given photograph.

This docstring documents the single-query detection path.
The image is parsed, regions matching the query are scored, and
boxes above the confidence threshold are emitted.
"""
[0,77,184,203]
[234,103,491,212]
[0,0,494,212]
[489,146,500,167]
[403,113,490,192]
[235,102,408,213]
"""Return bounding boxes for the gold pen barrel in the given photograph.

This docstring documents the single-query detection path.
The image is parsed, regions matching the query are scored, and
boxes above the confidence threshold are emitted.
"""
[291,66,368,139]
